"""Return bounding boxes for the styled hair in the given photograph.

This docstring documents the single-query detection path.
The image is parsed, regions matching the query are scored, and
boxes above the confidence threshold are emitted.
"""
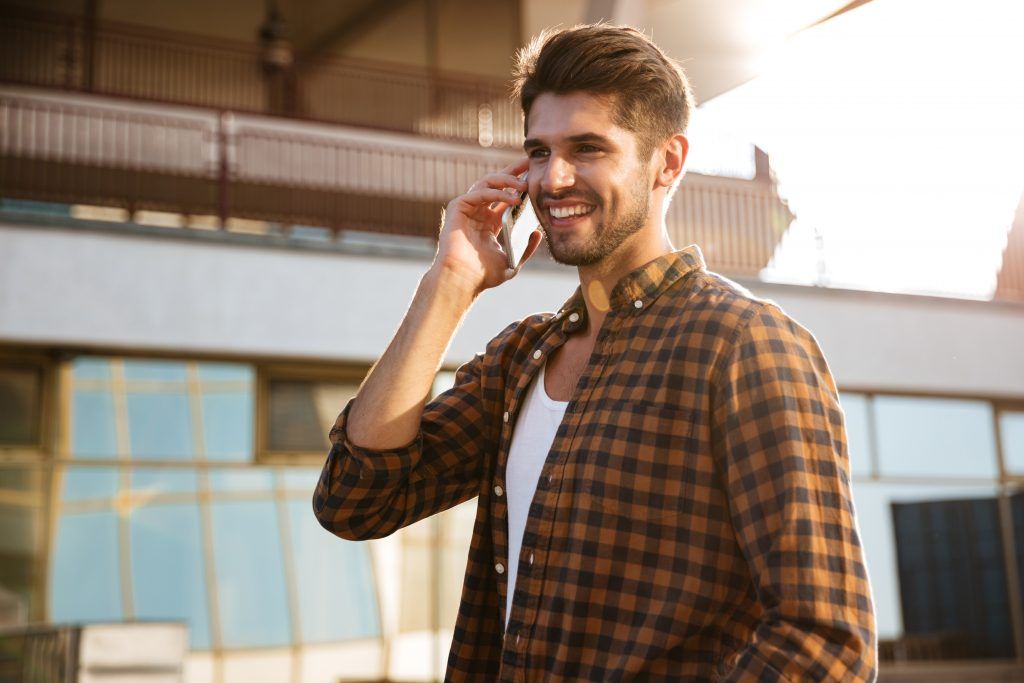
[511,24,696,161]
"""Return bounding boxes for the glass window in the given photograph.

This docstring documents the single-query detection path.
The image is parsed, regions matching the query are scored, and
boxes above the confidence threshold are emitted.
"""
[851,482,998,643]
[891,496,1013,658]
[874,397,998,478]
[1000,411,1024,475]
[131,468,198,494]
[286,499,379,643]
[0,465,45,620]
[0,363,43,446]
[72,391,118,458]
[198,364,252,382]
[267,378,359,453]
[62,466,119,502]
[210,500,291,648]
[50,511,122,622]
[208,469,273,492]
[123,360,188,383]
[130,504,211,649]
[279,468,321,492]
[126,393,194,459]
[72,358,111,381]
[839,392,872,477]
[202,392,253,462]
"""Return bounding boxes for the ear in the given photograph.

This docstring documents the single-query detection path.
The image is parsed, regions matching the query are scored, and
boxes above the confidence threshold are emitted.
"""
[653,134,688,189]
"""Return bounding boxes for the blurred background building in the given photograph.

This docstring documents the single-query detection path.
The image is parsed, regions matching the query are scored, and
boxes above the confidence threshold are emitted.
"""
[0,0,1022,681]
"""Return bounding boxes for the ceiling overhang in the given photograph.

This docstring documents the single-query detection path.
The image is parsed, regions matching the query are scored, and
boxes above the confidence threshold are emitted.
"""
[520,0,876,103]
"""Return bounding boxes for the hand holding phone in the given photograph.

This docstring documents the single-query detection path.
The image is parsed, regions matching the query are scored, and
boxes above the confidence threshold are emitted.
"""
[499,173,536,270]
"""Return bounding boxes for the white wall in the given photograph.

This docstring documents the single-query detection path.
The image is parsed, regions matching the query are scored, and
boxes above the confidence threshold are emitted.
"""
[1,219,1023,398]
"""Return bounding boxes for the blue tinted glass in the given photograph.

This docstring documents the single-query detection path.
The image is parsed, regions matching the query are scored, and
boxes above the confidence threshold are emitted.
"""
[72,392,118,458]
[126,393,193,459]
[287,499,379,642]
[279,468,321,492]
[202,392,253,462]
[73,358,111,381]
[210,501,291,648]
[198,364,253,383]
[875,397,997,478]
[51,511,122,622]
[123,360,188,382]
[853,482,999,640]
[132,468,198,494]
[208,469,272,492]
[62,467,119,501]
[839,393,872,477]
[130,505,211,649]
[1,198,71,215]
[1001,412,1024,475]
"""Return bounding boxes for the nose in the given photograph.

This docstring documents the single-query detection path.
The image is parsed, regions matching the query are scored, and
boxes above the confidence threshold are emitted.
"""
[539,155,575,194]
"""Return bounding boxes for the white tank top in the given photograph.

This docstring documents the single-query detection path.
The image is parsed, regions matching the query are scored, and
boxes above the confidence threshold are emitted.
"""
[504,360,568,628]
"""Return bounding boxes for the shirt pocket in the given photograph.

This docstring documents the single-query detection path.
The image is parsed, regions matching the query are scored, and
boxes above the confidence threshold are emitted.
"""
[578,400,695,523]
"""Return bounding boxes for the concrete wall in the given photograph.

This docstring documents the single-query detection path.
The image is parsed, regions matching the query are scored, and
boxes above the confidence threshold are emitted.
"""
[2,217,1023,398]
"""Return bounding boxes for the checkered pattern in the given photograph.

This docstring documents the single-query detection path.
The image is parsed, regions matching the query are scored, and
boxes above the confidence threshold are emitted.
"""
[314,246,877,681]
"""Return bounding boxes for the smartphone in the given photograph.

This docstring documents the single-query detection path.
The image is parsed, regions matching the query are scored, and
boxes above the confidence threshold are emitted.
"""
[499,173,536,270]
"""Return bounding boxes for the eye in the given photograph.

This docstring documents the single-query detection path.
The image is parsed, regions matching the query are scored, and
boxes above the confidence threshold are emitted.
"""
[527,148,549,159]
[578,144,601,154]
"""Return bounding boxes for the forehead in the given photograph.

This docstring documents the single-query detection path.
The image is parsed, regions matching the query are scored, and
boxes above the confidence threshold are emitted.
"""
[525,92,635,148]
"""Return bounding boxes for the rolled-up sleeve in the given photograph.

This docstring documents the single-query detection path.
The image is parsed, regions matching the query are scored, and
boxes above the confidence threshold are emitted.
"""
[313,321,519,541]
[712,304,877,682]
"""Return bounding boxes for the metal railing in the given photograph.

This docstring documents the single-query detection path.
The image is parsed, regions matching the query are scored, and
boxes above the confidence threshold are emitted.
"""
[0,625,78,683]
[0,89,792,275]
[0,7,520,149]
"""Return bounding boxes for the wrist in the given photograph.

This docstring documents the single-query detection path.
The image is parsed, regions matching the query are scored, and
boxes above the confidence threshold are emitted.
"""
[423,262,480,307]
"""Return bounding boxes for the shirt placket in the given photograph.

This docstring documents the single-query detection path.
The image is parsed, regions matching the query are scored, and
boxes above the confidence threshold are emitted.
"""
[498,308,626,679]
[491,321,569,635]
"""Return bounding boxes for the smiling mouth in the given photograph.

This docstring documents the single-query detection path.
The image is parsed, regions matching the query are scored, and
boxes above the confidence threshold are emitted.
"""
[548,204,596,220]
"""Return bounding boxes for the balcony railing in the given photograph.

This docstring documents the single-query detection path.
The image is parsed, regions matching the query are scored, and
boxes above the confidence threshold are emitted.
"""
[0,89,792,275]
[0,8,521,149]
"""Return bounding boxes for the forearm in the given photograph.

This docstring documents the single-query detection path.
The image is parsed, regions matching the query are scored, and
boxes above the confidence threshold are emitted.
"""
[346,264,477,450]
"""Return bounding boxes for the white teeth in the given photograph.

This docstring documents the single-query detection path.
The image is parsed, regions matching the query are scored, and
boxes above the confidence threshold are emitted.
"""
[549,205,593,219]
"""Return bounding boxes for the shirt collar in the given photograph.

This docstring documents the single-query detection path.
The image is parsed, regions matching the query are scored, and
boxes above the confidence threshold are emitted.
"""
[555,244,706,332]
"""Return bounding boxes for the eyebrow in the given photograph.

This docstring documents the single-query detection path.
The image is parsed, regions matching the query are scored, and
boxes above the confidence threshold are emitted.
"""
[523,132,615,151]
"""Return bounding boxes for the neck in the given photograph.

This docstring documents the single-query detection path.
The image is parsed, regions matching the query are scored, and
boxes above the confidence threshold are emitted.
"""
[576,226,675,337]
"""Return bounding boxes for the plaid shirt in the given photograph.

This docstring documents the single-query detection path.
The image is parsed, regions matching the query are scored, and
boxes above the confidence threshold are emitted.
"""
[314,246,877,681]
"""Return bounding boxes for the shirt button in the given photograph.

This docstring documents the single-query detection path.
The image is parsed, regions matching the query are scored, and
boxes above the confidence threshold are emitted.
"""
[634,299,643,309]
[529,553,534,565]
[495,562,505,575]
[533,349,542,360]
[547,473,553,485]
[568,312,580,323]
[503,411,509,423]
[494,484,504,497]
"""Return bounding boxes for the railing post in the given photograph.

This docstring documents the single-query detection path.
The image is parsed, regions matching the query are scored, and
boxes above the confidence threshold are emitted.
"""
[62,17,78,90]
[217,111,232,229]
[83,0,97,92]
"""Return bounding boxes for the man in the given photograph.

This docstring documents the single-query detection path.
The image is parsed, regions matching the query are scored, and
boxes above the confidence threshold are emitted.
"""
[314,24,877,681]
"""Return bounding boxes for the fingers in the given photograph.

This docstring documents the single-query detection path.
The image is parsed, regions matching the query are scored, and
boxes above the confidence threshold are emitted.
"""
[499,157,529,178]
[457,187,523,212]
[471,174,528,194]
[471,173,528,194]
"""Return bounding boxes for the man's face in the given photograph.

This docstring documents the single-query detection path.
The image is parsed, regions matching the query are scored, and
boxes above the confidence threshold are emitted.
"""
[524,92,654,267]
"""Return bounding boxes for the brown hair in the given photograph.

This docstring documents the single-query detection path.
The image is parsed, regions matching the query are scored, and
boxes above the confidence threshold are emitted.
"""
[512,24,696,161]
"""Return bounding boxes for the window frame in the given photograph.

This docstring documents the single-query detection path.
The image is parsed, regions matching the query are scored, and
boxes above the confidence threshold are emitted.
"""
[0,349,57,457]
[255,362,369,466]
